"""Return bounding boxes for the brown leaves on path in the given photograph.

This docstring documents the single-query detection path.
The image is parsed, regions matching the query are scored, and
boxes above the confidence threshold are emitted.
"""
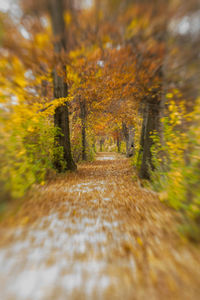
[0,153,200,300]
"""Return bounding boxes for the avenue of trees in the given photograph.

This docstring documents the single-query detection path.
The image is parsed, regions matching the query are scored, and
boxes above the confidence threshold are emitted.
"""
[0,0,199,239]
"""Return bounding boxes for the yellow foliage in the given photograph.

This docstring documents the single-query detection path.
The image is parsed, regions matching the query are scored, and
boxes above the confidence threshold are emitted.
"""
[136,236,143,246]
[166,93,173,99]
[35,32,50,48]
[64,11,72,25]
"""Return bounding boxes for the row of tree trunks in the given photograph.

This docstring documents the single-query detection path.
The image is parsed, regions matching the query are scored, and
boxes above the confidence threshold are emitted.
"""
[48,0,76,172]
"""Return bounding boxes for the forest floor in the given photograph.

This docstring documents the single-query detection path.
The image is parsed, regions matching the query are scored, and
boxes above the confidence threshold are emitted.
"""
[0,153,200,300]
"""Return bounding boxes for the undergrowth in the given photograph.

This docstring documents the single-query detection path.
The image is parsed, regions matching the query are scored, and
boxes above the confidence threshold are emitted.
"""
[150,98,200,242]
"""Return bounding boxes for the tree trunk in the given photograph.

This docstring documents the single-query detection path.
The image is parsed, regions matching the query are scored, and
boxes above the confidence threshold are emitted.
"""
[41,80,48,97]
[137,101,148,168]
[48,0,76,171]
[139,93,161,179]
[100,138,104,152]
[117,135,121,153]
[92,137,96,152]
[128,125,135,157]
[122,123,134,157]
[122,122,129,156]
[80,99,87,161]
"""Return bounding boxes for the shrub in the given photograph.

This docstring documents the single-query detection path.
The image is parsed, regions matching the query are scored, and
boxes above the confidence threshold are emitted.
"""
[150,98,200,241]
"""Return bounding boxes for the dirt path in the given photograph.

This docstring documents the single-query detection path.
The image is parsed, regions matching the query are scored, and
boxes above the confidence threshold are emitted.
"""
[0,153,200,300]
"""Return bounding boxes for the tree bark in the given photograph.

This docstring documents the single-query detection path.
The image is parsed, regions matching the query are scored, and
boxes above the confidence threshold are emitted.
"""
[117,135,121,153]
[122,122,134,157]
[48,0,76,171]
[139,93,161,179]
[128,125,135,157]
[80,99,87,161]
[100,138,104,152]
[92,137,96,152]
[122,122,129,156]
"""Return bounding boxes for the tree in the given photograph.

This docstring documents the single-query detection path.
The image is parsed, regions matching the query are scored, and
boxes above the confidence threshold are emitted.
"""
[79,97,87,160]
[48,0,76,171]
